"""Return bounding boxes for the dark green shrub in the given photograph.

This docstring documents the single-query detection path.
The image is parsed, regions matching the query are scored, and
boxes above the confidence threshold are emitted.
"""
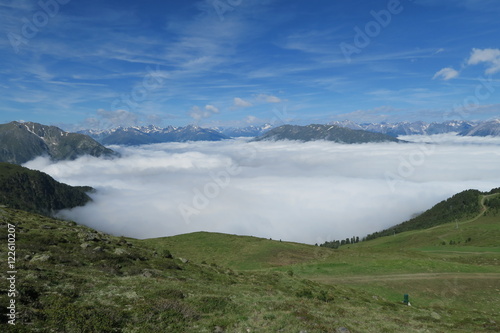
[197,296,232,313]
[295,288,314,299]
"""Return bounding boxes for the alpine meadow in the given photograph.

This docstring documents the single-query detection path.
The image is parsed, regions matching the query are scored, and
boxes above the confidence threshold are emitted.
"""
[1,0,500,332]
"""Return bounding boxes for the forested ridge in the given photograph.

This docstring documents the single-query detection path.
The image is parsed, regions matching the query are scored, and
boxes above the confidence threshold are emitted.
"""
[364,189,495,241]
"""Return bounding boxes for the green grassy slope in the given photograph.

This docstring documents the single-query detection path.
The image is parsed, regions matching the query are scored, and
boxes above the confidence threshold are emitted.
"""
[360,193,500,250]
[1,188,499,332]
[146,193,500,331]
[145,232,333,270]
[277,195,500,322]
[2,206,499,332]
[365,189,489,241]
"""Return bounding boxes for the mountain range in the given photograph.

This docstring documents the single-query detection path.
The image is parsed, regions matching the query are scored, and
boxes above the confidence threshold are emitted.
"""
[80,119,500,147]
[463,119,500,136]
[329,119,500,137]
[213,124,274,138]
[253,124,402,143]
[79,125,229,145]
[2,120,499,163]
[0,121,117,164]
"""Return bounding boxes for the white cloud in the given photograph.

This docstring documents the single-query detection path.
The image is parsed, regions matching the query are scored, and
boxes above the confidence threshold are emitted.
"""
[257,94,282,103]
[432,67,460,80]
[23,136,500,245]
[233,97,253,108]
[189,105,219,121]
[467,48,500,74]
[244,115,259,124]
[205,105,219,113]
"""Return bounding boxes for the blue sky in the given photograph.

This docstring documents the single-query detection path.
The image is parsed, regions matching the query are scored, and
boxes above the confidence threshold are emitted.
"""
[1,0,500,129]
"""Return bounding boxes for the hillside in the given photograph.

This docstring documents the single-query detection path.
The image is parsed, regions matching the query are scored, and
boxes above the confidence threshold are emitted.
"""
[364,189,500,241]
[0,162,92,216]
[0,121,117,164]
[152,189,500,331]
[2,205,499,332]
[0,185,498,332]
[145,232,333,270]
[253,124,401,143]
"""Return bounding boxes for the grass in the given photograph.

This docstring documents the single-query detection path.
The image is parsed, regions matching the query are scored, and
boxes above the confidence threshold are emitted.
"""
[0,197,499,332]
[143,197,500,332]
[265,201,500,328]
[145,232,333,270]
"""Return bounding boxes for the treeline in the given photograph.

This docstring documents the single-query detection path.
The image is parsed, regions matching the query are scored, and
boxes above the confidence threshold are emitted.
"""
[0,162,92,216]
[485,196,500,211]
[484,187,500,213]
[484,187,500,195]
[318,236,360,249]
[364,189,483,241]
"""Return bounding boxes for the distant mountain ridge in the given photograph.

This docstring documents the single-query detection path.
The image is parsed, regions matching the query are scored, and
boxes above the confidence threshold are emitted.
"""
[462,119,500,136]
[253,124,402,143]
[0,121,117,164]
[0,162,92,216]
[77,119,500,146]
[214,124,274,137]
[79,124,229,145]
[329,119,500,137]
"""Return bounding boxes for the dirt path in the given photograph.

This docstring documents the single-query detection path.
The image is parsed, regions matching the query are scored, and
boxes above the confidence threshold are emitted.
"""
[426,193,499,235]
[311,272,500,284]
[465,193,499,224]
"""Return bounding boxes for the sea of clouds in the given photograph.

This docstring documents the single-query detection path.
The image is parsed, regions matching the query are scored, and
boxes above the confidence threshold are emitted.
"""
[24,134,500,245]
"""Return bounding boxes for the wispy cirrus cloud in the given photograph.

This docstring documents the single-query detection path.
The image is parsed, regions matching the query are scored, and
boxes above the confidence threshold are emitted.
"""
[433,67,460,80]
[189,104,220,122]
[233,97,253,108]
[256,94,282,103]
[414,0,500,11]
[1,1,500,126]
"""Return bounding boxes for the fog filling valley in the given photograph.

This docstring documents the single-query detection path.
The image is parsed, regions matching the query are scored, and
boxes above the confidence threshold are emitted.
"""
[24,134,500,245]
